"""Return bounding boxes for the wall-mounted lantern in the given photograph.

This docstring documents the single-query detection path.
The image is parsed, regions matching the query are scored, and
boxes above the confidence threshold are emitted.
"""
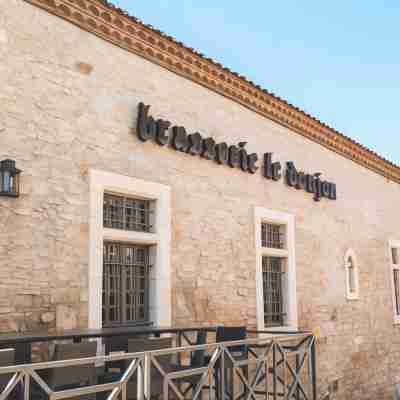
[0,159,21,197]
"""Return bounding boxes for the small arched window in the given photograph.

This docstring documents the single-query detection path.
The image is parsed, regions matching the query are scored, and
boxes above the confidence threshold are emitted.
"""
[345,249,359,300]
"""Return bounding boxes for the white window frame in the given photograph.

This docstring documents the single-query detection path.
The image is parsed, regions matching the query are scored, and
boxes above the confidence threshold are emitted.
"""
[254,207,297,331]
[389,240,400,325]
[344,249,359,301]
[88,169,171,329]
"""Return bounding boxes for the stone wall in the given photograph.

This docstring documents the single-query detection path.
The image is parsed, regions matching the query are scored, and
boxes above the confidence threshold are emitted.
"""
[1,1,400,398]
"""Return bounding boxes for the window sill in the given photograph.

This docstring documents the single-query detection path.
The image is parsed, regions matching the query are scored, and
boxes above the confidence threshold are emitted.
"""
[256,326,299,338]
[346,296,359,301]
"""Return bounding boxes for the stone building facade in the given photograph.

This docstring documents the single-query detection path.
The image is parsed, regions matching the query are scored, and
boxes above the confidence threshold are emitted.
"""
[1,1,400,399]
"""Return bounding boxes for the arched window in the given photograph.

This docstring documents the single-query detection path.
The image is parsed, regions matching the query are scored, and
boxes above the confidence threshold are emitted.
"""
[345,249,359,300]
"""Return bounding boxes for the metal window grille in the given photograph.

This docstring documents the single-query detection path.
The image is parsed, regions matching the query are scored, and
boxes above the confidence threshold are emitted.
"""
[103,242,150,327]
[263,256,285,327]
[347,257,356,293]
[392,248,399,265]
[261,223,285,249]
[103,193,152,232]
[394,269,400,316]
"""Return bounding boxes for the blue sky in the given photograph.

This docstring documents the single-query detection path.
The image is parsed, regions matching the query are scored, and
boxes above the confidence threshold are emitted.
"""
[113,0,400,165]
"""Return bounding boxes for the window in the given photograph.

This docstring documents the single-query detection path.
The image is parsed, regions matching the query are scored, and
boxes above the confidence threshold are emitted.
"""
[102,242,150,326]
[261,223,285,249]
[344,249,359,300]
[389,241,400,324]
[88,170,171,330]
[254,207,297,331]
[103,193,153,232]
[263,256,285,326]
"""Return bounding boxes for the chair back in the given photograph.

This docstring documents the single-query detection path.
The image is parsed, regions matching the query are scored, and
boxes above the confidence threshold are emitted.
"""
[216,326,247,353]
[128,337,172,371]
[105,335,129,354]
[0,349,15,392]
[48,342,97,392]
[190,331,207,367]
[104,335,129,372]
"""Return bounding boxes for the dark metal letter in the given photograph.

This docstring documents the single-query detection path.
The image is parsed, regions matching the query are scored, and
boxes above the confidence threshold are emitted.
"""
[156,119,170,145]
[322,181,331,198]
[215,142,228,165]
[137,102,156,142]
[306,174,315,193]
[286,162,298,187]
[247,153,259,174]
[172,126,189,152]
[228,145,240,168]
[187,132,203,155]
[202,138,216,160]
[313,173,322,201]
[329,183,337,200]
[264,153,281,180]
[238,143,248,172]
[296,172,307,190]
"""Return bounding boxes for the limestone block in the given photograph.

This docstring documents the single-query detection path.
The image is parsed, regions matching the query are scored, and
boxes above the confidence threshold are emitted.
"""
[14,294,34,310]
[51,288,80,304]
[56,305,78,330]
[41,312,55,323]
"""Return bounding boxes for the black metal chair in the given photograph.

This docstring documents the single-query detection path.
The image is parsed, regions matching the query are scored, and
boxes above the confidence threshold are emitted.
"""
[211,326,248,400]
[104,335,130,373]
[165,330,208,398]
[0,348,15,396]
[99,337,173,400]
[100,332,209,399]
[129,337,173,399]
[46,342,98,400]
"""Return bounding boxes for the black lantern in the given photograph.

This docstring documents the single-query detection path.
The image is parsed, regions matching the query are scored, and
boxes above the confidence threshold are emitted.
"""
[0,159,21,197]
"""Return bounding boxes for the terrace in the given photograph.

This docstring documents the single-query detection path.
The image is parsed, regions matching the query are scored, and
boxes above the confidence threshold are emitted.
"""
[0,325,317,400]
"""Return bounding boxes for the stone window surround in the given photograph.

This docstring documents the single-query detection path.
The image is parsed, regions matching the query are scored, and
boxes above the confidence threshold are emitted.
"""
[389,240,400,325]
[88,169,171,329]
[254,207,298,332]
[344,249,360,301]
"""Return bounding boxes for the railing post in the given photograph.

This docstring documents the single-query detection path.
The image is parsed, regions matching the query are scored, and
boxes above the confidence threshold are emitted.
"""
[177,331,182,367]
[144,352,151,400]
[121,382,127,400]
[23,372,29,400]
[272,342,277,400]
[311,337,317,400]
[264,357,268,400]
[295,353,300,400]
[220,345,225,400]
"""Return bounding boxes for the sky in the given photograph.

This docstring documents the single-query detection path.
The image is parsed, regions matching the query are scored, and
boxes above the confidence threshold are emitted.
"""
[112,0,400,165]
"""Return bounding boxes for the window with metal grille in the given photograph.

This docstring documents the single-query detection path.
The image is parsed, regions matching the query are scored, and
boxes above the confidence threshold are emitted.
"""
[102,242,150,327]
[261,223,285,249]
[394,269,400,316]
[262,256,286,327]
[392,248,399,265]
[103,193,152,232]
[347,257,356,294]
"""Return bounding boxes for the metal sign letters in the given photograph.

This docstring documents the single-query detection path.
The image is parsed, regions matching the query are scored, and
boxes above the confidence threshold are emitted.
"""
[136,102,337,201]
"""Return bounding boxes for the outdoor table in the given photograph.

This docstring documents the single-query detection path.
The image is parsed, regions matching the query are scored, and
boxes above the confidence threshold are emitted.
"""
[0,324,219,364]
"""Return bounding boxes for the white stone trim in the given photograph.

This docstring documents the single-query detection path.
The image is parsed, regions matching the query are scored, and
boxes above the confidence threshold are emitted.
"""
[344,249,360,301]
[389,240,400,325]
[88,169,171,329]
[254,207,298,332]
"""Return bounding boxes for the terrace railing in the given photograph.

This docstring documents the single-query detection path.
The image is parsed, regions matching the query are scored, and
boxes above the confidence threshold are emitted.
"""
[0,333,316,400]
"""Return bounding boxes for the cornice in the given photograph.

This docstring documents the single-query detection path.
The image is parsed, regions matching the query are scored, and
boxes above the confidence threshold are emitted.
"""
[24,0,400,184]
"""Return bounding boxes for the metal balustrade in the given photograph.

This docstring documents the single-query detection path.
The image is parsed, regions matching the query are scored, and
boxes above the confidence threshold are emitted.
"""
[0,333,316,400]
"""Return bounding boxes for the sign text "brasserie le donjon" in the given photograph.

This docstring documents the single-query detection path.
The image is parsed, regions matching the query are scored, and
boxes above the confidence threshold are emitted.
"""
[136,102,337,202]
